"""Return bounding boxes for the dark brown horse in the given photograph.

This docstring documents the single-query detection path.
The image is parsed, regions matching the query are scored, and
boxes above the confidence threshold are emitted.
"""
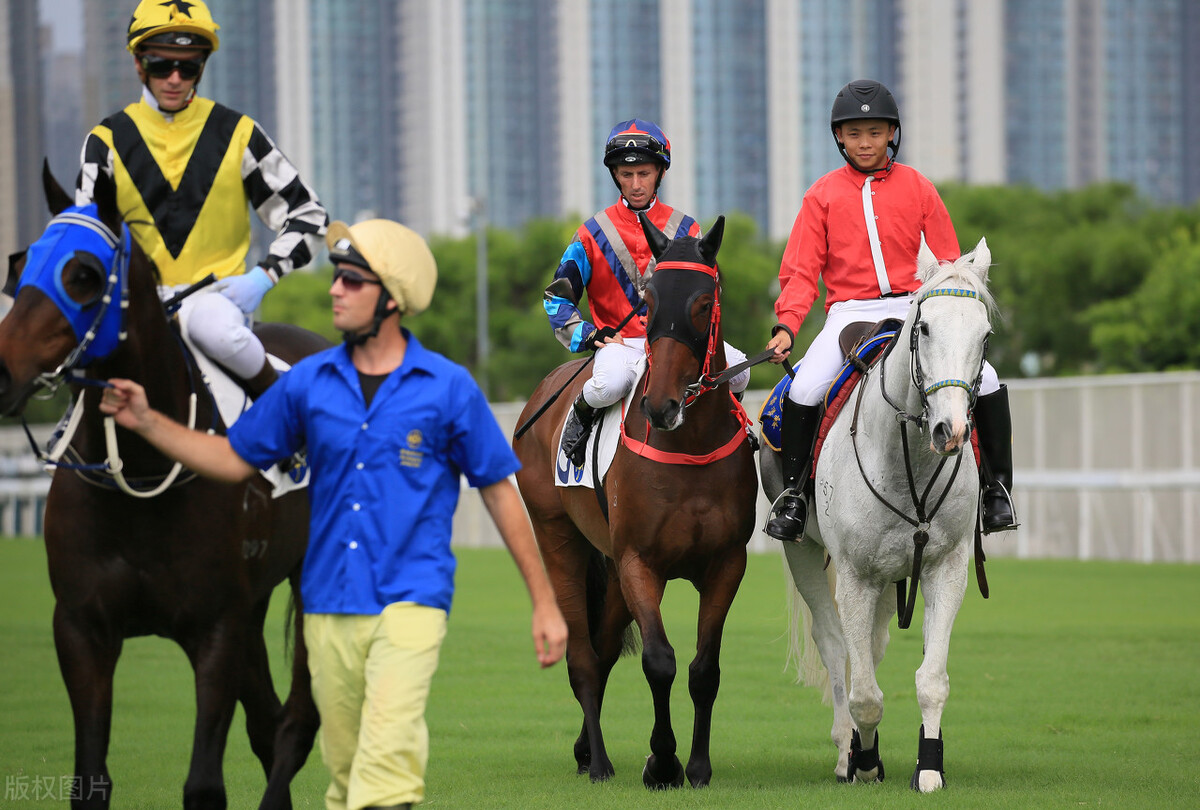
[513,215,757,789]
[0,164,323,809]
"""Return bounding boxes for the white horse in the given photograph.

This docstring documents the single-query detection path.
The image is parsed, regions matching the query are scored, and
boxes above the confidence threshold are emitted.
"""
[761,238,996,792]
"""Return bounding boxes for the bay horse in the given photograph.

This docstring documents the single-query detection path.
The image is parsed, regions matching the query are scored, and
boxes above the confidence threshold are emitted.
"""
[0,163,324,809]
[513,215,758,789]
[760,238,996,791]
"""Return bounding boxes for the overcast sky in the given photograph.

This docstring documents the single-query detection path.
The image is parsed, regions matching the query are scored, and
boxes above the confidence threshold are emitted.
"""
[40,0,84,54]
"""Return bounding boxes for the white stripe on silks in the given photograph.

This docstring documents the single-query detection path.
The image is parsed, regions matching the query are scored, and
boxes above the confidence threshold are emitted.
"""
[861,176,890,295]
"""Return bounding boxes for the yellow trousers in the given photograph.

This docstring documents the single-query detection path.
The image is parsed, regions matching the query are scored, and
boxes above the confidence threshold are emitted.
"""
[305,603,448,810]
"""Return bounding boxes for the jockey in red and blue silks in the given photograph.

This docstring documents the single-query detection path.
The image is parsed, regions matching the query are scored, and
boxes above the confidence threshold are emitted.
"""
[545,119,750,468]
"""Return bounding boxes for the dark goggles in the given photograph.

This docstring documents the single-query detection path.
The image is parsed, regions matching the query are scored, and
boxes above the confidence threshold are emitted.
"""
[605,134,667,158]
[140,54,205,80]
[332,267,383,293]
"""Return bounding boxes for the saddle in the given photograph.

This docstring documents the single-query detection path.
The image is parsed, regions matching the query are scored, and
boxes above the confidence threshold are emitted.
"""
[759,319,901,453]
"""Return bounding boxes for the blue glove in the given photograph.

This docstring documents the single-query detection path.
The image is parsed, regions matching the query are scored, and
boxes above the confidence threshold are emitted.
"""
[213,266,274,314]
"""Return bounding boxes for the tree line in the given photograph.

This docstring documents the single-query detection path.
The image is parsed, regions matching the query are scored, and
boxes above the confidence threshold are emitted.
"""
[263,181,1200,402]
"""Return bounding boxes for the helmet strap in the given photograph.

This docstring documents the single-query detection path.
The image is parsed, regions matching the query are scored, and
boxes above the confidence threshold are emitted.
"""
[342,290,398,347]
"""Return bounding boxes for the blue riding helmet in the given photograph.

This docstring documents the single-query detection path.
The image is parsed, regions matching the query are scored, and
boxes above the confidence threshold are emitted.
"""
[16,205,130,365]
[603,119,671,169]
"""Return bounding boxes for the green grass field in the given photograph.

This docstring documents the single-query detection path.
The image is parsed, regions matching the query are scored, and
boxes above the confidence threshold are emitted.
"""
[2,538,1198,808]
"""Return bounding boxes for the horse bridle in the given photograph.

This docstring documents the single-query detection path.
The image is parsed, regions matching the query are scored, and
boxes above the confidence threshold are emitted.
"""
[880,287,988,428]
[16,209,212,497]
[24,211,131,397]
[625,260,757,464]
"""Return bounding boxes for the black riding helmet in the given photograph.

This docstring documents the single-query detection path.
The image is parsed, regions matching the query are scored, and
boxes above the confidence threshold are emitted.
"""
[830,80,902,171]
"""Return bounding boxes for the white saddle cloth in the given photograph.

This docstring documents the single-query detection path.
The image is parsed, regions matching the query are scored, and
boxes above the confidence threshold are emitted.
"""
[177,305,309,498]
[553,357,644,489]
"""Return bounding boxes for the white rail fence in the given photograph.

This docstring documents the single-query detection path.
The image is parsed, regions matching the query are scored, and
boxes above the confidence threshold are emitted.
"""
[3,371,1198,563]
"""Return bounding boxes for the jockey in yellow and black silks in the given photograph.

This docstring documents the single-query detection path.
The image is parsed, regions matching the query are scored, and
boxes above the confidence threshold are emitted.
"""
[75,0,327,398]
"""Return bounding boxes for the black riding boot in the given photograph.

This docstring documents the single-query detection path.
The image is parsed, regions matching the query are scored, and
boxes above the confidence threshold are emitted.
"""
[765,401,822,542]
[237,358,279,401]
[974,385,1019,534]
[561,393,599,469]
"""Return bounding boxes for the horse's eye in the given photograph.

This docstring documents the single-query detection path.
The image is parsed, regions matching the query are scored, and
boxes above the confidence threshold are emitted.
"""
[64,251,107,307]
[919,321,931,337]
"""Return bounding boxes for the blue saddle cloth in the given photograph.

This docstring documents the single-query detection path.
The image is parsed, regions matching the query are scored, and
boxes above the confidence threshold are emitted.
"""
[758,331,898,451]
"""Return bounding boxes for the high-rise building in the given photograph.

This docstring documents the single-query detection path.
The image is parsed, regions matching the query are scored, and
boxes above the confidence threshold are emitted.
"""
[3,0,45,246]
[6,0,1199,260]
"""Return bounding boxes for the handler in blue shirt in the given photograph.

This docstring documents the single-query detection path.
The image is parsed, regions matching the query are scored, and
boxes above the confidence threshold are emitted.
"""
[100,218,567,810]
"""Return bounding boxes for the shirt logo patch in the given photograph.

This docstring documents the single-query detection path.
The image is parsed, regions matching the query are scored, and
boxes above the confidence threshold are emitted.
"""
[400,429,424,468]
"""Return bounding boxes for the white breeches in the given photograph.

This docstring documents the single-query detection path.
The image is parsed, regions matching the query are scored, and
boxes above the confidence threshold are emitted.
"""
[785,294,999,407]
[168,288,266,379]
[583,337,751,409]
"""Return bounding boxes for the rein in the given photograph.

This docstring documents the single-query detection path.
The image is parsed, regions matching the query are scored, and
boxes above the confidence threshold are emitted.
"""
[848,286,986,629]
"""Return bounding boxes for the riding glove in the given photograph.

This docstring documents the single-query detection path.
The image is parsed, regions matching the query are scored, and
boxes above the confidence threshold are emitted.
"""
[213,266,274,314]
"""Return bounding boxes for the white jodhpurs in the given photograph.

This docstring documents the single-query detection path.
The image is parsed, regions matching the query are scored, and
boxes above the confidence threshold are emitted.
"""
[785,294,999,407]
[582,337,750,409]
[168,288,266,379]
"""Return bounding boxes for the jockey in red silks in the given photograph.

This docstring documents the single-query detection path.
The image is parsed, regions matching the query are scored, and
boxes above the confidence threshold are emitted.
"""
[763,80,1018,542]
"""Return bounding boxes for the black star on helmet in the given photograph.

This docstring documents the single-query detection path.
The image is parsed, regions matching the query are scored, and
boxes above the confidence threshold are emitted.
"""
[160,0,196,16]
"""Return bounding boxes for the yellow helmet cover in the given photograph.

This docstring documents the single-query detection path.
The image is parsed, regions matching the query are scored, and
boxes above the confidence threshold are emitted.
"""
[127,0,220,53]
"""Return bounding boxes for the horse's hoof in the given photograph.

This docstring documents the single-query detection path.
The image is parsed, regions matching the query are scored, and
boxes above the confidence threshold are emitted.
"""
[910,768,946,792]
[587,762,614,782]
[642,754,685,789]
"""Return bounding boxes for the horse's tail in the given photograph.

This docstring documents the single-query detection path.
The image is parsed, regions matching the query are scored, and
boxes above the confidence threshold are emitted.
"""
[586,547,639,657]
[785,556,834,703]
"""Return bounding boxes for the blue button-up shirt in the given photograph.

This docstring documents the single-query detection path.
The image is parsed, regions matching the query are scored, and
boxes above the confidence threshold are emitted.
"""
[228,331,520,615]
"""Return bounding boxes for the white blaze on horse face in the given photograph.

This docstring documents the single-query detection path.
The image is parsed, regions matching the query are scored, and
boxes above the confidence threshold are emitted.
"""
[919,296,989,456]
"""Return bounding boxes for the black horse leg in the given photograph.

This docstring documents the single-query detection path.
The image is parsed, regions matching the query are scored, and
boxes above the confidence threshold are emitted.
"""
[573,562,634,775]
[181,615,246,810]
[53,606,121,810]
[685,547,747,788]
[621,560,684,790]
[259,584,319,810]
[237,599,286,798]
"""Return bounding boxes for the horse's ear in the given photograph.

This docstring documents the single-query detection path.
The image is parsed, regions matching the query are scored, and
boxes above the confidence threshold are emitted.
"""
[638,212,671,260]
[916,238,940,283]
[699,215,725,265]
[968,237,991,284]
[93,168,121,227]
[42,158,73,216]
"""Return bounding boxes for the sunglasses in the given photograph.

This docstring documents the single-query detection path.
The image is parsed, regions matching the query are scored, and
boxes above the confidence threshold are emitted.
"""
[605,134,667,156]
[333,267,383,293]
[140,55,205,80]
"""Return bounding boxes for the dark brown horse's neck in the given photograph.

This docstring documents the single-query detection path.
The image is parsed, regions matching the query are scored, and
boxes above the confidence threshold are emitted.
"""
[74,262,209,473]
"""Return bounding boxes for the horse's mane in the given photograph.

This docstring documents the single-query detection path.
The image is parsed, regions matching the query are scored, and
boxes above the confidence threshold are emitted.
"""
[123,216,163,287]
[914,250,998,320]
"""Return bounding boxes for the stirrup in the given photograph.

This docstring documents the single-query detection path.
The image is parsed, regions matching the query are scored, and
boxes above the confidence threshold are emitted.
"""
[765,488,807,542]
[980,482,1019,534]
